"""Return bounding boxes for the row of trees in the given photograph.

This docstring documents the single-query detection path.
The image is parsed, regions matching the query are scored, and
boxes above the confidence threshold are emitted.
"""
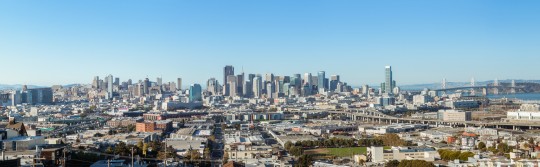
[437,149,475,161]
[375,134,408,146]
[285,134,408,151]
[477,142,514,155]
[385,160,435,167]
[104,141,175,160]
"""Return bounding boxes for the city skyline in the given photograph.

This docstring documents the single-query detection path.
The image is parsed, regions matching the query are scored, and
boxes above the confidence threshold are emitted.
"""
[1,1,540,85]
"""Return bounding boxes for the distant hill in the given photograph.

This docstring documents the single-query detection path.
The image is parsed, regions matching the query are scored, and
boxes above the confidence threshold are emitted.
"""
[0,84,45,90]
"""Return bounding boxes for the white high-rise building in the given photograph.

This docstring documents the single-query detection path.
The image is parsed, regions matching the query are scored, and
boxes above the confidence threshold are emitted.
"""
[253,75,263,98]
[107,74,114,99]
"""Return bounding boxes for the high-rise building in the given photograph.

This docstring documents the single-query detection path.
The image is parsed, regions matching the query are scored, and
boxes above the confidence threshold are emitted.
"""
[189,84,202,102]
[253,75,263,98]
[207,78,220,95]
[243,80,253,98]
[266,83,275,98]
[177,78,182,90]
[237,73,244,96]
[92,76,100,89]
[385,66,393,94]
[20,88,53,105]
[283,83,290,96]
[143,78,150,95]
[330,75,340,91]
[169,82,177,91]
[318,71,326,93]
[157,77,163,86]
[362,85,370,95]
[224,65,234,84]
[265,73,274,84]
[291,74,302,95]
[107,74,114,99]
[226,75,238,97]
[248,74,256,82]
[303,73,312,85]
[311,76,318,87]
[114,77,120,86]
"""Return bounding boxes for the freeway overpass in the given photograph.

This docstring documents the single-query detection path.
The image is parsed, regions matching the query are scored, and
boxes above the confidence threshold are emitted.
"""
[287,109,540,131]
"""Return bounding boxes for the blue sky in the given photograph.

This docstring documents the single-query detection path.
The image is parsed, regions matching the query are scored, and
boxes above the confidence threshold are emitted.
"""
[1,0,539,86]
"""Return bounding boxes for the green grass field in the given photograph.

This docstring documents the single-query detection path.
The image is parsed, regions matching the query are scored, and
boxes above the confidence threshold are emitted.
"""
[305,147,366,158]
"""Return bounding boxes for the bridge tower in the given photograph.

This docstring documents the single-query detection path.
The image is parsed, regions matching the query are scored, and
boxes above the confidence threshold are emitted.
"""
[493,78,499,95]
[510,80,516,94]
[470,77,476,96]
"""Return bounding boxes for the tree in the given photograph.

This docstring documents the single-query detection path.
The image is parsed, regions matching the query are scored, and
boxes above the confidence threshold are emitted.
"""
[459,152,475,161]
[114,142,129,155]
[377,134,406,146]
[158,146,177,160]
[105,146,114,154]
[137,141,144,150]
[529,138,536,146]
[438,149,475,161]
[289,146,304,156]
[142,143,149,157]
[385,160,400,167]
[221,124,227,130]
[203,148,211,159]
[184,149,201,160]
[285,141,294,151]
[295,155,313,167]
[398,160,434,167]
[127,124,136,132]
[208,135,216,142]
[223,152,229,163]
[358,159,366,166]
[478,142,486,150]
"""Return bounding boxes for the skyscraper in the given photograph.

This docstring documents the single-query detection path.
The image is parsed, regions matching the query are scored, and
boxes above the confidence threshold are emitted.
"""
[237,73,244,96]
[318,71,326,93]
[224,65,234,84]
[92,76,100,89]
[189,84,202,102]
[292,74,302,95]
[303,73,312,85]
[265,73,274,84]
[330,75,340,92]
[114,77,120,86]
[207,78,220,95]
[385,66,393,94]
[248,74,256,82]
[226,75,238,97]
[267,83,275,98]
[107,74,114,99]
[243,80,253,98]
[143,78,150,95]
[177,78,182,90]
[253,75,263,98]
[157,77,163,86]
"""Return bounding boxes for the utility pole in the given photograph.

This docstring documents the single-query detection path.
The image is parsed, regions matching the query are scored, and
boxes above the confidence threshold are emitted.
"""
[164,140,168,167]
[131,147,134,167]
[63,147,66,167]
